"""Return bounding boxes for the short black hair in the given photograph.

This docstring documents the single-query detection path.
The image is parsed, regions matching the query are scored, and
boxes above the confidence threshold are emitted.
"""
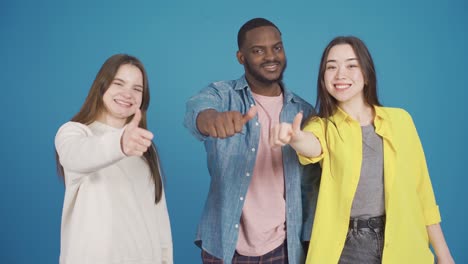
[237,18,281,49]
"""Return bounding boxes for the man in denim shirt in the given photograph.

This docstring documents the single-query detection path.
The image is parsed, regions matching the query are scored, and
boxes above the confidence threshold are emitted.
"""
[184,18,320,264]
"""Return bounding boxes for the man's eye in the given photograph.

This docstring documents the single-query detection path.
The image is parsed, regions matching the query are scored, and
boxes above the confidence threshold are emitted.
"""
[253,49,264,54]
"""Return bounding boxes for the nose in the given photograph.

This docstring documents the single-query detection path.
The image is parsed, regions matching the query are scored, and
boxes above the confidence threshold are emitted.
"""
[335,66,345,79]
[120,89,132,98]
[264,48,276,61]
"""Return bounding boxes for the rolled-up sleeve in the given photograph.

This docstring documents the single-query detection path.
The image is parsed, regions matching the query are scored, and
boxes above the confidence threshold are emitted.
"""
[406,112,441,225]
[298,117,327,165]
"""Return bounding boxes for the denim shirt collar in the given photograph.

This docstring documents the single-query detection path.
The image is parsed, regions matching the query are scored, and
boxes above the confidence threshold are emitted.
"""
[234,75,296,104]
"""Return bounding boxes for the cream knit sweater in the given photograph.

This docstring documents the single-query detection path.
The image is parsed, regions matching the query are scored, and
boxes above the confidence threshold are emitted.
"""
[55,121,173,264]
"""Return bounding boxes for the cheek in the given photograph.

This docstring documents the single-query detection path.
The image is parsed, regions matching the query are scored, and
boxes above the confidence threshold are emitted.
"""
[353,72,365,83]
[135,94,143,107]
[324,71,334,82]
[324,82,334,93]
[324,74,334,88]
[102,93,112,108]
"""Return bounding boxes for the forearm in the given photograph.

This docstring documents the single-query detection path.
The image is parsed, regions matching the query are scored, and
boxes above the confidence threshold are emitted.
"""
[55,123,126,173]
[290,131,322,158]
[427,223,455,263]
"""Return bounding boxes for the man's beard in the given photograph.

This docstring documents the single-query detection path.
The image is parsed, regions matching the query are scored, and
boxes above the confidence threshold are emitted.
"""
[244,59,287,85]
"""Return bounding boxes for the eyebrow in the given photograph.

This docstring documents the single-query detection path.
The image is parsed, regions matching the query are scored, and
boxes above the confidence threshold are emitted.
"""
[114,78,143,88]
[249,41,283,50]
[326,58,359,63]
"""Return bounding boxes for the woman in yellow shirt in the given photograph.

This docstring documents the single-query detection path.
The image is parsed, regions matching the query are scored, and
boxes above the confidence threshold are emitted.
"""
[270,36,454,263]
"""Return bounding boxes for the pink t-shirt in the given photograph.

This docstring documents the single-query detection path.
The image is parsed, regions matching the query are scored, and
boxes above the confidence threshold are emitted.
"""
[236,92,286,256]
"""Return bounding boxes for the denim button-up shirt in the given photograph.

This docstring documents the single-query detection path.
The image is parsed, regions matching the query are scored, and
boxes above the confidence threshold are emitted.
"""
[184,76,320,264]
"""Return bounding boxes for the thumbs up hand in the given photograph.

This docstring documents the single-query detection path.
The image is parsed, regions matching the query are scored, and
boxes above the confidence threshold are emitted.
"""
[270,111,305,147]
[121,109,154,156]
[197,106,258,139]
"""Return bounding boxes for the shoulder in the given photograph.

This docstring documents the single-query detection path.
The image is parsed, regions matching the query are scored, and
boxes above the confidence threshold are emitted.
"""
[56,121,93,137]
[209,79,236,89]
[378,106,413,122]
[303,116,325,130]
[207,78,244,92]
[193,79,242,100]
[289,91,314,110]
[377,107,417,133]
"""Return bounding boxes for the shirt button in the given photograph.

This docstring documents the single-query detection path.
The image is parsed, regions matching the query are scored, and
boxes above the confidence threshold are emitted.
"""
[251,148,255,152]
[250,104,254,108]
[235,224,239,229]
[255,122,259,126]
[240,197,244,201]
[246,172,250,177]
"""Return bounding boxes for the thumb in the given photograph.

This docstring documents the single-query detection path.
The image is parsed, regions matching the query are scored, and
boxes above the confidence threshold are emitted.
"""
[129,108,142,128]
[292,111,303,131]
[242,105,258,123]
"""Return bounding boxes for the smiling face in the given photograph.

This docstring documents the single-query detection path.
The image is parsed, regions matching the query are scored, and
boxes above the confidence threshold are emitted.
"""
[324,44,366,108]
[98,64,143,127]
[237,26,286,92]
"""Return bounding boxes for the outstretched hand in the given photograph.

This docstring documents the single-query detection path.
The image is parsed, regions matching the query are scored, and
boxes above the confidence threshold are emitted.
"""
[197,106,257,138]
[121,109,154,156]
[270,111,304,147]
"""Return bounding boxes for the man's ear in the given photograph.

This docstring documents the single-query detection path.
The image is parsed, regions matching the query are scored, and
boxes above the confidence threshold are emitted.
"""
[236,50,244,65]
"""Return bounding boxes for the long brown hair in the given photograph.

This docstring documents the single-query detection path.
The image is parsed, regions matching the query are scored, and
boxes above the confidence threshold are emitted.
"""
[315,36,381,118]
[56,54,163,203]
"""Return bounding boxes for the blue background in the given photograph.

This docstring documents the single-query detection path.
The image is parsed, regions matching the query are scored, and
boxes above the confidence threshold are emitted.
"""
[1,0,467,263]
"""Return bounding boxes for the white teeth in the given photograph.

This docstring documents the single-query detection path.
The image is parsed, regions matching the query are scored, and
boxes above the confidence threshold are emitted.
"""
[335,84,350,89]
[115,99,131,107]
[264,64,278,70]
[264,66,278,72]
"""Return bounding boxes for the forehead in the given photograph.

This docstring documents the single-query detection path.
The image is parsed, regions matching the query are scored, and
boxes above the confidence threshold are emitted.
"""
[114,64,143,81]
[243,26,282,48]
[327,44,357,61]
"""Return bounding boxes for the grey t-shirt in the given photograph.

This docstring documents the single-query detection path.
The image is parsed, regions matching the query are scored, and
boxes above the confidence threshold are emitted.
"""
[350,124,385,219]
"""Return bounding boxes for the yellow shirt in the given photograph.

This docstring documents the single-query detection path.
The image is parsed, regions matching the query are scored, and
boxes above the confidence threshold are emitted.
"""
[300,106,441,264]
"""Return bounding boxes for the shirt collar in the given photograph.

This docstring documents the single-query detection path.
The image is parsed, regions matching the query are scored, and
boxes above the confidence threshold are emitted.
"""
[331,105,391,137]
[373,106,392,142]
[330,105,394,149]
[235,75,295,103]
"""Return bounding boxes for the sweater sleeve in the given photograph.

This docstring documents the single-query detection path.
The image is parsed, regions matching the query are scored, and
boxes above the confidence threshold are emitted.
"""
[55,122,126,174]
[157,187,173,264]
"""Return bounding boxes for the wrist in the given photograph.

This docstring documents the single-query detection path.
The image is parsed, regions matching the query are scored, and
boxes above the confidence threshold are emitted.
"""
[197,109,218,135]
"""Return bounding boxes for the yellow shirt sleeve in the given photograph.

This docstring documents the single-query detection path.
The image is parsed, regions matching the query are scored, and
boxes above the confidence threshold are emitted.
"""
[403,111,442,225]
[298,117,327,165]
